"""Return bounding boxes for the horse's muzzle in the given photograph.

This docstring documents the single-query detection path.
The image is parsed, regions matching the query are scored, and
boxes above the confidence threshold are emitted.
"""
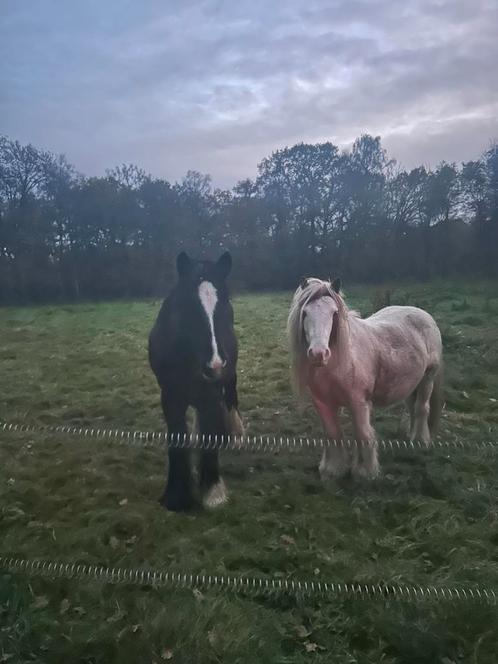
[308,347,331,367]
[202,359,227,381]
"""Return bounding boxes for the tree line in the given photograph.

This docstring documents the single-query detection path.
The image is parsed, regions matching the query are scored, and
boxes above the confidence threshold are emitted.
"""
[1,133,497,303]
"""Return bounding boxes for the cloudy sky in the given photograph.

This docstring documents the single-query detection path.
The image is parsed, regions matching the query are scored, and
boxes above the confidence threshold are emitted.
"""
[1,0,497,187]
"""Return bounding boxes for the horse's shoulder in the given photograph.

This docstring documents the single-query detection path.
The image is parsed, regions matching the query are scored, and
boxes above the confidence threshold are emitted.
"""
[149,291,182,356]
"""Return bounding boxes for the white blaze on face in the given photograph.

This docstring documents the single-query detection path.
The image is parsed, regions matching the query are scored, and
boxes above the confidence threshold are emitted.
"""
[198,280,223,369]
[303,296,336,355]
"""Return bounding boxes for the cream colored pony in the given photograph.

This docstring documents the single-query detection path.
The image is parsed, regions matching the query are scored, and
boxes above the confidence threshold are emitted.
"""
[287,278,443,479]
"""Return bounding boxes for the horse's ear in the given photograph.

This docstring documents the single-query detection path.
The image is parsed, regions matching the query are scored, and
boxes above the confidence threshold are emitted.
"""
[300,277,308,289]
[177,251,192,277]
[332,277,342,293]
[217,251,232,279]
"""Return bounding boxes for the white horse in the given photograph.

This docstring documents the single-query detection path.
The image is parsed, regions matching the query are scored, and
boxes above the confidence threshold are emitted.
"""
[287,278,443,479]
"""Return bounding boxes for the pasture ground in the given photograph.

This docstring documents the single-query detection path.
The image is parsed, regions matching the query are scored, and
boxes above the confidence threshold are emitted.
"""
[1,281,498,663]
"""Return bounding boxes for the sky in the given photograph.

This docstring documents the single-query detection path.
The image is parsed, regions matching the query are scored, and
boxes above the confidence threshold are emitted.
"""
[1,0,498,188]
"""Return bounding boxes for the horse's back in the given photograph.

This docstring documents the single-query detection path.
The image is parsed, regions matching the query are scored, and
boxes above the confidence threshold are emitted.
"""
[368,305,438,331]
[368,305,434,323]
[365,305,442,359]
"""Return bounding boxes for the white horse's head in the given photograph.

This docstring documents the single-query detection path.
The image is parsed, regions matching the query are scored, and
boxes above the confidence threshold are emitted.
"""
[299,278,342,367]
[287,276,352,398]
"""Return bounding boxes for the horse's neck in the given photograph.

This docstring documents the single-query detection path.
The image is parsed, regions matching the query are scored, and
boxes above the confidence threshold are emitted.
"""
[341,312,375,364]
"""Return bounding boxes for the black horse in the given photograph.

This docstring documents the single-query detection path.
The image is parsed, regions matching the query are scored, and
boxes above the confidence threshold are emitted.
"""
[149,251,243,511]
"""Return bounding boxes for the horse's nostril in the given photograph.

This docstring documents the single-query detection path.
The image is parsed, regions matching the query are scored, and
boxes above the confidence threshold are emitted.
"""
[308,347,330,364]
[204,359,225,379]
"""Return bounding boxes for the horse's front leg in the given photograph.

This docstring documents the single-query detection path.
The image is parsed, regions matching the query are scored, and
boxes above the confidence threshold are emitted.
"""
[312,397,349,480]
[196,386,229,508]
[160,388,194,512]
[350,399,380,479]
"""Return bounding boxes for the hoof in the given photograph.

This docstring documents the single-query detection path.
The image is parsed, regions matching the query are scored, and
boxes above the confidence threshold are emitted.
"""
[160,487,195,512]
[351,461,381,480]
[202,478,228,508]
[319,467,350,482]
[319,459,350,481]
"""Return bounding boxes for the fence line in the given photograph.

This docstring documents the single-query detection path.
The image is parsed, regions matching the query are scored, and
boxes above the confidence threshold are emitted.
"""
[2,420,498,456]
[2,423,498,609]
[1,557,496,605]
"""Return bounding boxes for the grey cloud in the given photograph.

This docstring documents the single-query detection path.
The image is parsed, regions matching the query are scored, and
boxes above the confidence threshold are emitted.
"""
[1,0,497,186]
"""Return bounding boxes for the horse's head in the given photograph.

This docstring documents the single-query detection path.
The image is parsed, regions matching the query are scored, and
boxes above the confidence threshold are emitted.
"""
[299,277,342,367]
[176,251,233,380]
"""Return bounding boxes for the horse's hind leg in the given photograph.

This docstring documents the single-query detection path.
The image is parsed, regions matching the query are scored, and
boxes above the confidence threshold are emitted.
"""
[223,375,244,437]
[350,400,380,479]
[406,391,417,440]
[411,371,434,445]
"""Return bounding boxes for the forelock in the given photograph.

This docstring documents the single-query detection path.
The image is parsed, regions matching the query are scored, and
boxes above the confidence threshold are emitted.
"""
[297,279,334,307]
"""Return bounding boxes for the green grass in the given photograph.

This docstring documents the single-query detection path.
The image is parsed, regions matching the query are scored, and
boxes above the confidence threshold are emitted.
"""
[1,281,498,663]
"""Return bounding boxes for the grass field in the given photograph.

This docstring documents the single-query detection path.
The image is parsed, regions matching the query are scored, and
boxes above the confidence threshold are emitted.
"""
[1,281,498,663]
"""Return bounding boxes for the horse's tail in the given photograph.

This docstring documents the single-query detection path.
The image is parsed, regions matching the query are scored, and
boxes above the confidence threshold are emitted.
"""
[429,361,444,436]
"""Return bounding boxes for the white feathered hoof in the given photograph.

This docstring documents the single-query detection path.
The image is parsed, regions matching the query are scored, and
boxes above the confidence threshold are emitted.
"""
[202,478,228,508]
[318,448,350,481]
[319,458,350,481]
[351,457,380,480]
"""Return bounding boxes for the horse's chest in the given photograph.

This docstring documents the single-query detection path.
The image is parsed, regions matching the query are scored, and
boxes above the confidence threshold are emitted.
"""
[309,370,349,406]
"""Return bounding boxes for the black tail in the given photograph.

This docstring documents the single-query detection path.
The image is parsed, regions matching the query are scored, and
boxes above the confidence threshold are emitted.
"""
[429,361,444,436]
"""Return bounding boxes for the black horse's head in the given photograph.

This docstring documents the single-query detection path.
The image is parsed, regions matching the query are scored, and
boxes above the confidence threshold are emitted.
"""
[176,251,234,380]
